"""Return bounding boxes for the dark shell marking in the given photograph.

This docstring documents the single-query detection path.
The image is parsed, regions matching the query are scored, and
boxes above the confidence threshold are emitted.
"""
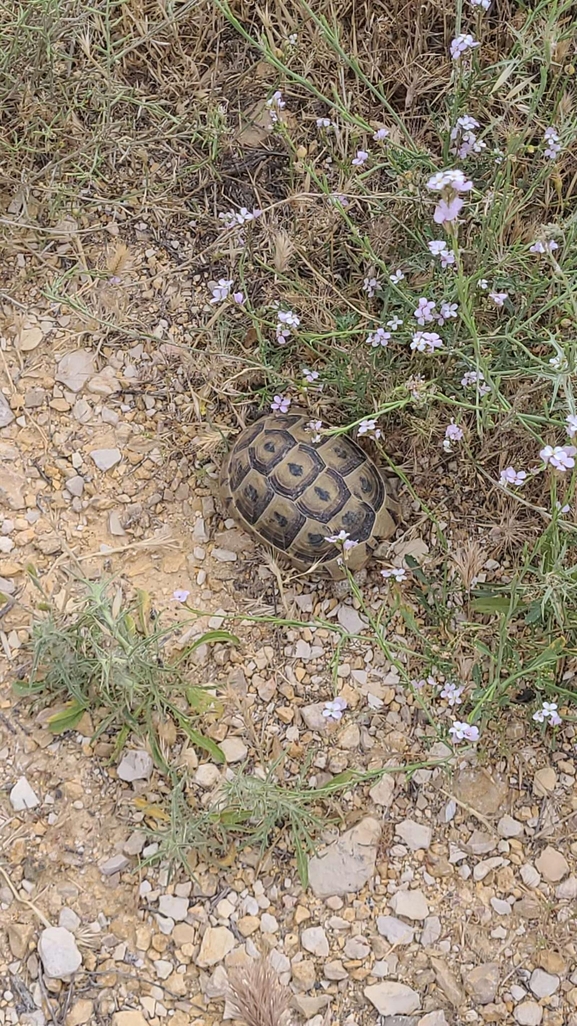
[220,409,395,574]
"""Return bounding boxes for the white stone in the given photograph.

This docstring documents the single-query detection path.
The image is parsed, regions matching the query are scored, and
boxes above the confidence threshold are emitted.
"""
[377,916,415,945]
[369,775,395,807]
[308,817,381,898]
[56,351,95,392]
[514,1001,543,1025]
[58,908,81,933]
[0,393,15,428]
[154,959,173,980]
[497,814,523,838]
[117,750,153,782]
[89,448,122,472]
[220,738,248,763]
[336,604,366,634]
[364,982,420,1016]
[490,897,511,915]
[389,889,429,921]
[260,913,278,934]
[196,927,236,967]
[66,475,85,498]
[529,968,559,998]
[87,367,119,396]
[324,960,348,981]
[343,937,370,959]
[301,704,334,732]
[301,927,329,957]
[419,1014,449,1026]
[420,916,441,947]
[473,857,505,882]
[520,864,541,888]
[194,764,222,788]
[556,874,577,899]
[38,927,82,979]
[158,895,189,921]
[10,777,40,811]
[395,819,432,851]
[99,854,129,876]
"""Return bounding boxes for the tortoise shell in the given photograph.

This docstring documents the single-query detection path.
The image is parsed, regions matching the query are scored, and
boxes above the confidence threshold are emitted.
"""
[220,409,396,577]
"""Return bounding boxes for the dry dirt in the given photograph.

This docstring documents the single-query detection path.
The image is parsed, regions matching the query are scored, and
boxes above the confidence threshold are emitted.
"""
[1,227,577,1026]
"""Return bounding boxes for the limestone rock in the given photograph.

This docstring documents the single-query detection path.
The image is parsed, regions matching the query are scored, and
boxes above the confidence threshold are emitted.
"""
[308,817,381,898]
[38,927,82,979]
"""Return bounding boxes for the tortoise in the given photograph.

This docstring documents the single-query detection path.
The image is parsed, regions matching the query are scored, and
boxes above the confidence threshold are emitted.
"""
[219,408,398,578]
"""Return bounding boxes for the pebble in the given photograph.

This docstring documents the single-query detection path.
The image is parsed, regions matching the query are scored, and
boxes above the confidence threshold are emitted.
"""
[529,968,559,998]
[194,764,222,788]
[158,895,189,921]
[537,950,566,974]
[100,853,129,876]
[38,927,82,979]
[339,723,360,749]
[369,775,395,807]
[301,926,329,957]
[58,908,81,933]
[364,982,420,1016]
[389,889,429,921]
[196,926,236,966]
[377,916,415,945]
[497,814,523,838]
[308,817,381,898]
[66,475,85,497]
[533,766,557,796]
[473,857,505,882]
[336,604,366,634]
[90,447,122,471]
[87,367,119,396]
[535,846,569,882]
[343,937,371,959]
[467,831,497,855]
[55,350,95,392]
[117,750,153,782]
[220,738,248,763]
[324,960,349,980]
[520,864,541,888]
[0,393,15,428]
[514,1001,543,1025]
[556,875,577,898]
[302,704,335,732]
[9,776,40,810]
[396,819,432,851]
[420,916,441,947]
[418,1014,449,1026]
[490,898,511,915]
[465,963,500,1004]
[112,1012,148,1026]
[109,511,126,536]
[67,999,94,1025]
[260,913,278,933]
[212,548,237,562]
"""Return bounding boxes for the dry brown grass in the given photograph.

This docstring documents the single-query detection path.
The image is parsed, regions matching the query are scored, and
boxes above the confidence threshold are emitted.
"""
[227,958,292,1026]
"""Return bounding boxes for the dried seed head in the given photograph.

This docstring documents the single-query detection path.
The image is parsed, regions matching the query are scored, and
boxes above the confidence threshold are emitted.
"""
[106,242,131,277]
[450,540,487,592]
[272,230,294,273]
[227,959,292,1026]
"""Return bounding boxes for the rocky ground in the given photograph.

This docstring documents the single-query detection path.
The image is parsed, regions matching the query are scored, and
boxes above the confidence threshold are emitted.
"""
[2,242,577,1026]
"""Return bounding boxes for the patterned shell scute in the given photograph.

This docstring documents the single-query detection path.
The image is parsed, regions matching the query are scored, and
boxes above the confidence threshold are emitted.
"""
[225,411,388,566]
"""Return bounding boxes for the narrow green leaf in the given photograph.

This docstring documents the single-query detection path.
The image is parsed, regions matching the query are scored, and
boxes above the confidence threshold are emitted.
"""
[47,701,86,733]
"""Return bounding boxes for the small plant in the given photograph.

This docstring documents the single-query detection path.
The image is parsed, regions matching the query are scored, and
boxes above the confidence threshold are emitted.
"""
[15,577,237,771]
[146,756,331,885]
